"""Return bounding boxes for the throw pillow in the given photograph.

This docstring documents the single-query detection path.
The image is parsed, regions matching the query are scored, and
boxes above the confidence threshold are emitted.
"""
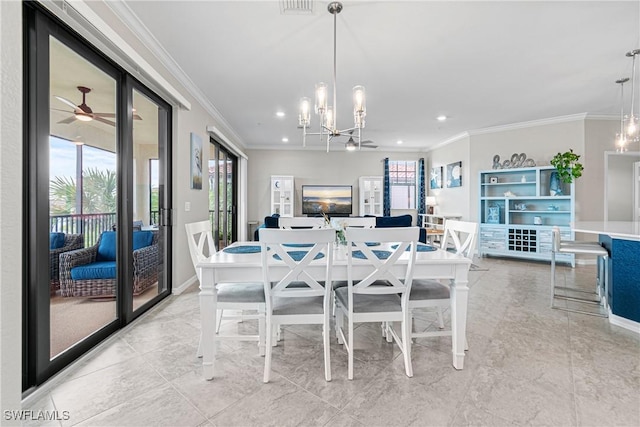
[50,232,66,250]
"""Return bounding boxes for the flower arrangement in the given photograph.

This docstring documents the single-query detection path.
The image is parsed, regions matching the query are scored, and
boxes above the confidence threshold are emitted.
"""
[322,212,347,246]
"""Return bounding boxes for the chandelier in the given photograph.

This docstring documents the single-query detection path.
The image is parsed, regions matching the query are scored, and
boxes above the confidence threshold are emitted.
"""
[298,2,367,152]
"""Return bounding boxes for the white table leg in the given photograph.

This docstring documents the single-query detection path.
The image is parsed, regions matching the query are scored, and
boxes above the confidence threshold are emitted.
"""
[449,266,469,370]
[199,267,218,380]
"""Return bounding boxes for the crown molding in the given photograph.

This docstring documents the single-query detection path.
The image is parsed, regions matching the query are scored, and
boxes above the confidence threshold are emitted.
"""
[584,114,618,121]
[105,0,247,150]
[426,113,604,153]
[468,113,589,137]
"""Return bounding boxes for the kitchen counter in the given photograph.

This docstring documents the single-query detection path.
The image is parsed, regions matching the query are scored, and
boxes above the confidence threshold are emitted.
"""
[572,221,640,240]
[572,221,639,331]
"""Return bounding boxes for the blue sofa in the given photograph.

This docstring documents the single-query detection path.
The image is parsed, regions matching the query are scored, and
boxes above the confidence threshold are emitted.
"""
[254,214,428,242]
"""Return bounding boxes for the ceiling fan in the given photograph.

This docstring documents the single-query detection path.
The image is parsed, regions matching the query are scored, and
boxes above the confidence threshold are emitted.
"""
[332,129,377,150]
[52,86,142,126]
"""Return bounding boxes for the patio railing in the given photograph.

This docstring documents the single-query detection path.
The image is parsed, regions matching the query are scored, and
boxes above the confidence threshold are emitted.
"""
[50,213,116,247]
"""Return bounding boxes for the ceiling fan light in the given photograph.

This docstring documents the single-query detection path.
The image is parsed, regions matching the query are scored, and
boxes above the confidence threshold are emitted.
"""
[75,112,93,122]
[345,140,356,151]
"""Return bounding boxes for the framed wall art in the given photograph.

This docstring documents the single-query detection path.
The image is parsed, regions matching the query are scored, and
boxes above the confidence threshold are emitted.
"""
[190,132,203,190]
[446,161,462,188]
[430,166,442,189]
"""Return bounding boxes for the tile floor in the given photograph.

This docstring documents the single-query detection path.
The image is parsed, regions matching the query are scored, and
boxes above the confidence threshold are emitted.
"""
[23,257,640,426]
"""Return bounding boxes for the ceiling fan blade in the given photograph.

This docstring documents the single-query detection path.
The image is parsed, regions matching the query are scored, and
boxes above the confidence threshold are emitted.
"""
[57,116,77,125]
[51,108,72,114]
[361,145,378,148]
[360,140,375,145]
[54,95,78,110]
[93,116,116,127]
[93,112,143,120]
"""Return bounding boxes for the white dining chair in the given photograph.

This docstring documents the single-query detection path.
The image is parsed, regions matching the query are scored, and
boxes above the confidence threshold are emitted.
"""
[185,220,266,357]
[335,226,419,379]
[409,220,477,341]
[278,216,326,229]
[259,227,336,383]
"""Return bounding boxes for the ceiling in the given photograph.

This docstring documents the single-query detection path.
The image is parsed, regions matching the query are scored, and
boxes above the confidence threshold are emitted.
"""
[118,0,640,152]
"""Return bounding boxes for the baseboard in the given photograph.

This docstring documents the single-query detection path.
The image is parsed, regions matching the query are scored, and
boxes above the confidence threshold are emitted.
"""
[609,310,640,334]
[174,275,198,295]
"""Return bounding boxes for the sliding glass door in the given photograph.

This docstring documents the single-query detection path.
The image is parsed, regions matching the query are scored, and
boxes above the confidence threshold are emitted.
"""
[24,4,171,389]
[209,139,237,249]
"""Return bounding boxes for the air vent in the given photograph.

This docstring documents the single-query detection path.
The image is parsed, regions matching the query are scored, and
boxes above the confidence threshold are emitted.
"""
[280,0,314,14]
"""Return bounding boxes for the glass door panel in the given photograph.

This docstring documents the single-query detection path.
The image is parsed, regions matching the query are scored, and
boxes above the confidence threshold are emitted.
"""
[132,89,165,313]
[49,36,117,359]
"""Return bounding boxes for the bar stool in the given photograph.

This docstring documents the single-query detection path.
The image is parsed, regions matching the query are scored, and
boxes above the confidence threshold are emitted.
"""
[550,226,608,317]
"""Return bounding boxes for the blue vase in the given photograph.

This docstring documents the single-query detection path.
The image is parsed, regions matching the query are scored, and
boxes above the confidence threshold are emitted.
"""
[549,171,562,196]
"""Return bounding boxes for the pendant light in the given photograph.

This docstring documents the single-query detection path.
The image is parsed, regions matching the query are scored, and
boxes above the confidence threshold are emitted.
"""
[616,77,629,152]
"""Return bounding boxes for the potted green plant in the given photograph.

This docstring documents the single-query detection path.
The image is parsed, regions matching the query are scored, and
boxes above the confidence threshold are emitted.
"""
[550,149,584,184]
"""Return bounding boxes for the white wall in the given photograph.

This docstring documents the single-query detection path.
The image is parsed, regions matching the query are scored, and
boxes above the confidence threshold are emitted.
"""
[428,135,471,219]
[0,0,24,421]
[246,149,426,226]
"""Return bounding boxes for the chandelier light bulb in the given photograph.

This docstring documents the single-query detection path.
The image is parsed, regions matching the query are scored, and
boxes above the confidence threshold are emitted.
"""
[615,133,628,152]
[298,97,311,127]
[324,107,334,131]
[353,86,366,113]
[315,83,328,115]
[627,115,638,137]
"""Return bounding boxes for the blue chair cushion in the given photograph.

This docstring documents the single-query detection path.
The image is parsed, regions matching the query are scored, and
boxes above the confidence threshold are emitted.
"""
[96,232,117,261]
[376,215,413,228]
[133,231,154,250]
[50,232,66,250]
[70,261,116,280]
[97,231,153,261]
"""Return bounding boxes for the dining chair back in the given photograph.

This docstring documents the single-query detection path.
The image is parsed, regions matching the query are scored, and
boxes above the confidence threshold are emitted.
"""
[440,220,478,258]
[336,217,376,228]
[335,226,419,379]
[185,220,265,358]
[409,220,478,342]
[259,227,335,383]
[278,216,326,229]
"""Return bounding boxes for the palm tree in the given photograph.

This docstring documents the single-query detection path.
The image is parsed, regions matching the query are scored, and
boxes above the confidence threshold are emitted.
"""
[50,175,77,214]
[49,168,117,214]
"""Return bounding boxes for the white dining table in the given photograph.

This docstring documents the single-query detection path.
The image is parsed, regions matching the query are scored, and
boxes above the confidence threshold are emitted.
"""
[197,242,472,380]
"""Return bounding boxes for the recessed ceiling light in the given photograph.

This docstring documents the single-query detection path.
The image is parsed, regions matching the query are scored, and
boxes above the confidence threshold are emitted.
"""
[282,137,289,143]
[396,140,403,145]
[437,115,447,122]
[276,111,285,118]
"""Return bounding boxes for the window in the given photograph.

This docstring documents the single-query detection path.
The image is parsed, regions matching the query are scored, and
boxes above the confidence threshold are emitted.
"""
[389,160,416,209]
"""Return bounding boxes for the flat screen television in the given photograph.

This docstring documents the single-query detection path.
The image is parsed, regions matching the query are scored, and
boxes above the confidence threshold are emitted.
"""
[302,185,353,216]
